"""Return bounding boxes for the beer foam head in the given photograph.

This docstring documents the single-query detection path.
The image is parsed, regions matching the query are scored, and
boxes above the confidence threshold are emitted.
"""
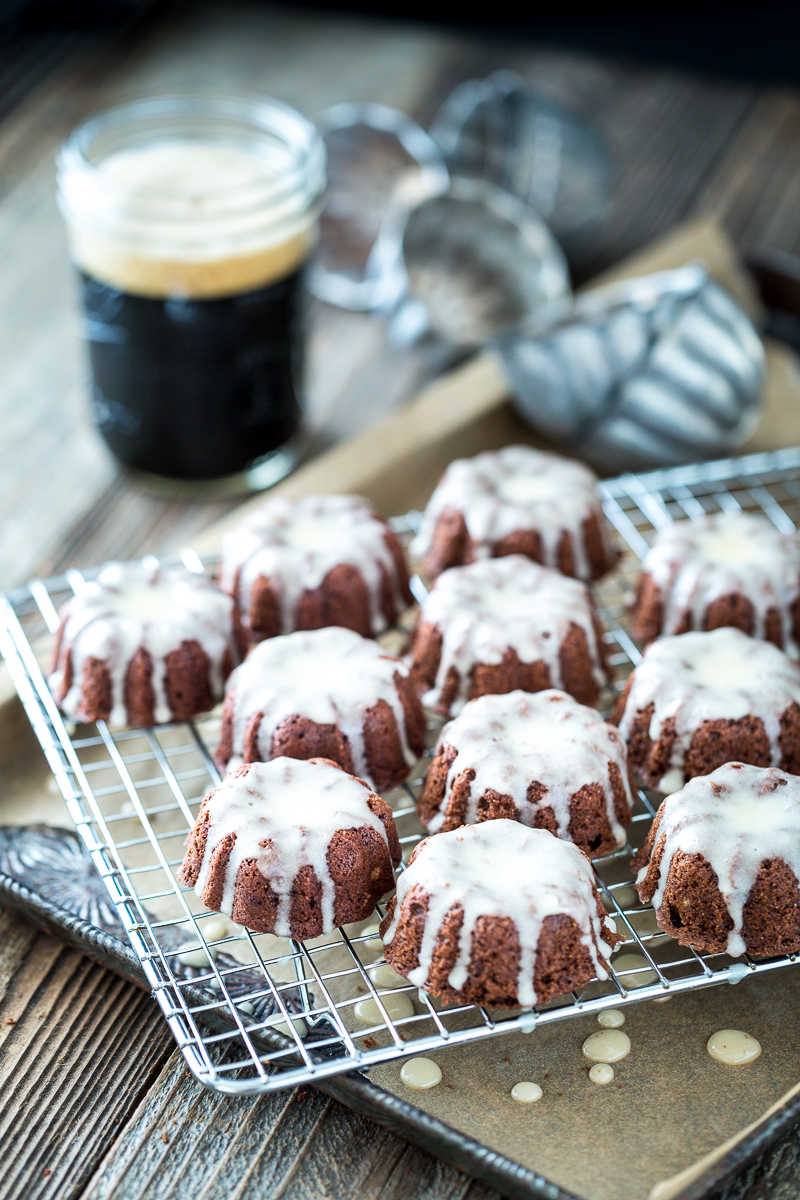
[58,96,325,298]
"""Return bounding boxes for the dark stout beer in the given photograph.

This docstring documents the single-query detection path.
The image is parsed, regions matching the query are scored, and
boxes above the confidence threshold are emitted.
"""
[57,96,325,489]
[81,266,304,480]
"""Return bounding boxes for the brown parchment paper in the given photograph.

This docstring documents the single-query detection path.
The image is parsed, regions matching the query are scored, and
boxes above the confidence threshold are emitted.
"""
[4,216,800,1200]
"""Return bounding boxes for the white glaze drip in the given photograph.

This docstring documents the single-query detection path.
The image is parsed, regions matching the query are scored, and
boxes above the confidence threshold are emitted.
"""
[219,494,406,637]
[638,762,800,956]
[50,561,239,726]
[617,628,800,789]
[223,626,416,785]
[411,445,610,580]
[640,512,800,648]
[382,821,615,1008]
[193,758,390,938]
[428,688,632,843]
[416,556,606,714]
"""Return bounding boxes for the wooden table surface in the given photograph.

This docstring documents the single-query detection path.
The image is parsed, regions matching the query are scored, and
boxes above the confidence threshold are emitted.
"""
[5,3,800,1197]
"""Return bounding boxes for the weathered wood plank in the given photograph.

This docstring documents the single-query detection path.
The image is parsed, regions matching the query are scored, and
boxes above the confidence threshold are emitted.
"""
[0,910,173,1200]
[79,1045,505,1200]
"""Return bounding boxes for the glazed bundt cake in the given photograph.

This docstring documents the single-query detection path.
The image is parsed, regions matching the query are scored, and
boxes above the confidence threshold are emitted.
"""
[216,626,426,791]
[48,560,246,728]
[408,555,610,715]
[380,821,623,1007]
[614,627,800,793]
[179,757,401,940]
[218,493,413,642]
[632,762,800,957]
[411,445,617,581]
[418,689,634,856]
[631,511,800,647]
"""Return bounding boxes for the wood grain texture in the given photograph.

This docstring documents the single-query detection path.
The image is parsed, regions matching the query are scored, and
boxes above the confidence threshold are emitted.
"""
[7,3,800,1198]
[0,910,173,1200]
[79,1047,503,1200]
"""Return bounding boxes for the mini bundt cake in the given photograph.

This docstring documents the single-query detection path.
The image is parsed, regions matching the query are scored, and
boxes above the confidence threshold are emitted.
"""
[631,511,800,647]
[418,690,634,855]
[216,626,426,791]
[411,445,617,581]
[380,821,623,1007]
[408,555,610,715]
[632,762,800,957]
[48,560,246,728]
[218,493,413,642]
[614,627,800,793]
[179,757,401,939]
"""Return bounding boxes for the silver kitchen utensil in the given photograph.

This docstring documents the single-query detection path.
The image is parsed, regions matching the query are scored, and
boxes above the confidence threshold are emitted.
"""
[498,265,764,473]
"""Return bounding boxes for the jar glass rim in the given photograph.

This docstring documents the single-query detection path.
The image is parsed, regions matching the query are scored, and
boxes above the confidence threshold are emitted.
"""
[57,90,326,217]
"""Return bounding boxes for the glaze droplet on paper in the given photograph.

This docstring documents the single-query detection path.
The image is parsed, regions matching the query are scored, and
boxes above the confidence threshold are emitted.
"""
[582,1029,631,1063]
[589,1063,615,1085]
[400,1057,442,1090]
[707,1029,762,1064]
[511,1081,543,1103]
[354,991,415,1026]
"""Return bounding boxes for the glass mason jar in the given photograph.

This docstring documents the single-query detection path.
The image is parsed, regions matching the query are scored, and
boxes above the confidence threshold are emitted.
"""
[57,93,326,492]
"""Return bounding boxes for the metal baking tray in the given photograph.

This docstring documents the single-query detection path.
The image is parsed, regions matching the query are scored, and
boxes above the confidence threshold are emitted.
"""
[2,445,800,1103]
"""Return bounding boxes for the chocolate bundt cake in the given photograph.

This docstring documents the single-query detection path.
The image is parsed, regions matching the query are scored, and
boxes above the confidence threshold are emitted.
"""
[614,627,800,793]
[48,560,246,728]
[631,511,800,647]
[180,757,401,939]
[411,445,617,581]
[632,762,800,956]
[216,626,426,791]
[408,555,610,715]
[218,493,412,642]
[380,821,623,1007]
[418,689,634,855]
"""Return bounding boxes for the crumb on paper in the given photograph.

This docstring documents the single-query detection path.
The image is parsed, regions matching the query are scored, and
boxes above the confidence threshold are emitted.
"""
[296,1090,309,1101]
[362,1037,378,1049]
[503,1056,511,1064]
[4,1017,16,1025]
[161,1133,168,1144]
[43,1169,51,1177]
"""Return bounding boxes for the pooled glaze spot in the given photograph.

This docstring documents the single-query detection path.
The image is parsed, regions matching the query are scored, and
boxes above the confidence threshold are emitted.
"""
[589,1063,615,1084]
[511,1081,543,1103]
[400,1057,442,1089]
[354,991,415,1026]
[582,1029,631,1063]
[612,952,657,988]
[368,963,409,989]
[598,1009,625,1028]
[707,1029,762,1064]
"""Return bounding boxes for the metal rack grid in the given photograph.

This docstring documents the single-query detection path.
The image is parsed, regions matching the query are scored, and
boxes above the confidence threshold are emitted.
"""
[3,445,800,1095]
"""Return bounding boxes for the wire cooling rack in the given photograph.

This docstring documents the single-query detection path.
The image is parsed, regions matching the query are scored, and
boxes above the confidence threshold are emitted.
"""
[3,445,800,1095]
